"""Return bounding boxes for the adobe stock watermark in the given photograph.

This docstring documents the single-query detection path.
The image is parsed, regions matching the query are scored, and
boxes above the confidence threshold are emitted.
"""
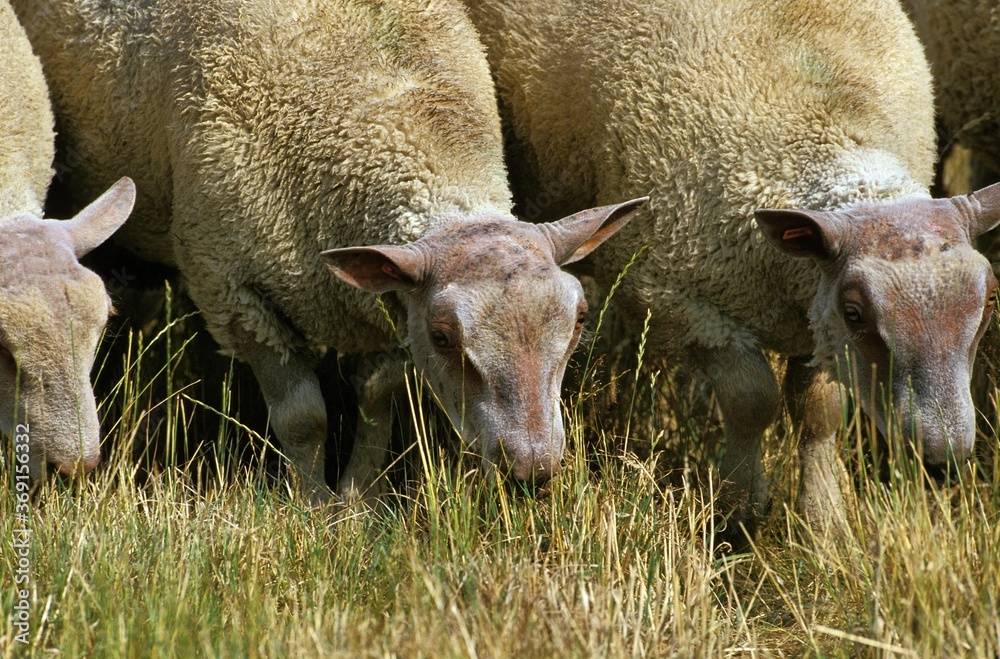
[52,144,85,184]
[520,169,575,222]
[105,267,136,296]
[11,422,32,645]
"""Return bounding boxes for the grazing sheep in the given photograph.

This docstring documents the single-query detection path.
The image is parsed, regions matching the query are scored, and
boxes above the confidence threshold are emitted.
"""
[463,0,1000,541]
[0,0,134,478]
[901,1,1000,176]
[12,0,644,500]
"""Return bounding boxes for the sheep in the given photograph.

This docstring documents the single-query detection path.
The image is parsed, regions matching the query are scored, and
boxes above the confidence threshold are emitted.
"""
[0,0,134,479]
[900,1,1000,178]
[11,0,645,501]
[462,0,1000,542]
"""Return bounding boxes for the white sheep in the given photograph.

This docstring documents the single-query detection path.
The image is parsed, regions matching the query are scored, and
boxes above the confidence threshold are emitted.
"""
[0,0,134,479]
[12,0,644,500]
[901,1,1000,176]
[464,0,1000,543]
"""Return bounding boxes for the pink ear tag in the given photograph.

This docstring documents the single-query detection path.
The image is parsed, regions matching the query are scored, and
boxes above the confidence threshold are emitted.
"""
[782,227,813,240]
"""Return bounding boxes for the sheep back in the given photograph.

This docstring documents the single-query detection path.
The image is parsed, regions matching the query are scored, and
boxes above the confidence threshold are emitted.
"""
[14,0,513,356]
[466,0,935,357]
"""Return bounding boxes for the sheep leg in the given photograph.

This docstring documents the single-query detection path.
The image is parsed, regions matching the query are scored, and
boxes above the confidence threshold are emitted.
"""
[239,339,329,502]
[783,357,848,538]
[690,344,779,547]
[338,354,408,505]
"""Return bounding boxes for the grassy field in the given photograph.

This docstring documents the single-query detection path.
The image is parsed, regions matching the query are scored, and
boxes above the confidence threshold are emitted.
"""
[2,275,1000,658]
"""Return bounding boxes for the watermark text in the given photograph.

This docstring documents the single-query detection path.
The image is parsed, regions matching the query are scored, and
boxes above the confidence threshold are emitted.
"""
[11,422,32,644]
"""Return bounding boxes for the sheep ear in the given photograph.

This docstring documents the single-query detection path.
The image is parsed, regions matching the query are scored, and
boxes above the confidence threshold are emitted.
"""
[63,177,136,257]
[321,244,426,293]
[755,208,843,261]
[538,197,648,266]
[965,182,1000,239]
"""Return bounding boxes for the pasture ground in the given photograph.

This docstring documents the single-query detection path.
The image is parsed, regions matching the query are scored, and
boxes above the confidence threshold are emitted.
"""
[3,265,1000,658]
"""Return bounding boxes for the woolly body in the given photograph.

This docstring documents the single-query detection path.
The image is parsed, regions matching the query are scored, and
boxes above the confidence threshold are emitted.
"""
[465,0,935,366]
[14,0,513,358]
[15,0,643,494]
[0,0,53,218]
[462,0,1000,543]
[901,0,1000,172]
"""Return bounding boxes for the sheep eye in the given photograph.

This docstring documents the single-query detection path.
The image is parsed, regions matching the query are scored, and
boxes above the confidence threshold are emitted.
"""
[431,328,455,350]
[844,304,864,325]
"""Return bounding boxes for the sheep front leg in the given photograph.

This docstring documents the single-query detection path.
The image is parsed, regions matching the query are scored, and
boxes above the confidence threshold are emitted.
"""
[691,344,779,548]
[338,354,407,505]
[783,357,848,539]
[240,340,329,502]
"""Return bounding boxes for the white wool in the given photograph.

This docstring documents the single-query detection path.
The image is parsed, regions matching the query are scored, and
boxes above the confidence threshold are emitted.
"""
[11,0,515,359]
[901,1,1000,173]
[0,0,53,219]
[463,0,936,365]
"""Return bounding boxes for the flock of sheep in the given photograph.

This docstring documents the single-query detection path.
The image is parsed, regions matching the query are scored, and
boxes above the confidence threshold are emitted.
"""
[3,0,1000,548]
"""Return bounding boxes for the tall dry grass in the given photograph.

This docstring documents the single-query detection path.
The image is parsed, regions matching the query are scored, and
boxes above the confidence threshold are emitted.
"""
[2,269,999,658]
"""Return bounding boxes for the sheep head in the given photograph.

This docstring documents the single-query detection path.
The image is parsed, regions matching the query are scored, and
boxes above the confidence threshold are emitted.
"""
[323,197,646,485]
[0,178,134,479]
[756,183,1000,470]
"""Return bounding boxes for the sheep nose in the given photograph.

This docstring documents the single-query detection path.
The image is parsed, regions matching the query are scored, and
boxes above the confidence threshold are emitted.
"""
[52,454,100,477]
[508,452,560,486]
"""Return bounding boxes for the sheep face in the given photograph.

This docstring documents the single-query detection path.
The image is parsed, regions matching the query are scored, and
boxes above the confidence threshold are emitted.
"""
[0,236,107,477]
[0,179,134,479]
[324,198,646,485]
[757,183,1000,470]
[404,255,583,484]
